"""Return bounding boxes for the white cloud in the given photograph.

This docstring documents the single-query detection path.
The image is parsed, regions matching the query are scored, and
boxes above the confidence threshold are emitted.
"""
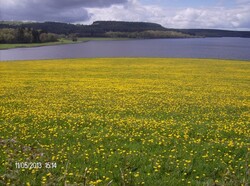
[0,0,250,30]
[83,0,250,30]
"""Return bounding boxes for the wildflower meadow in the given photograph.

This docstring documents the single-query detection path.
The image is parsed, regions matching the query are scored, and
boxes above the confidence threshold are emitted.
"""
[0,58,249,185]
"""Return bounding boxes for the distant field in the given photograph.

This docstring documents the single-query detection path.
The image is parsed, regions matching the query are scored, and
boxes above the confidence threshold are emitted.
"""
[0,37,127,50]
[0,58,249,185]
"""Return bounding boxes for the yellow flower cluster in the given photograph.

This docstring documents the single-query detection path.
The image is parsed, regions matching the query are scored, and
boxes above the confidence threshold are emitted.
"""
[0,58,249,185]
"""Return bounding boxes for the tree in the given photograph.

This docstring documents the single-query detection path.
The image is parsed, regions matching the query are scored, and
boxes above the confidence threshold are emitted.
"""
[39,33,58,43]
[23,28,33,43]
[32,29,40,43]
[69,33,78,42]
[16,28,25,43]
[47,33,58,42]
[0,28,16,43]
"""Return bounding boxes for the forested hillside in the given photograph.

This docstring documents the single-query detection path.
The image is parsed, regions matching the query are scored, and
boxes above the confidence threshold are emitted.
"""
[1,21,250,44]
[0,28,58,43]
[175,28,250,38]
[0,21,167,36]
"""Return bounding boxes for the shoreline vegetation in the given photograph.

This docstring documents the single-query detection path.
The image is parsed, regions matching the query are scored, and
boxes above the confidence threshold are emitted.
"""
[1,20,250,50]
[0,37,129,50]
[0,21,194,51]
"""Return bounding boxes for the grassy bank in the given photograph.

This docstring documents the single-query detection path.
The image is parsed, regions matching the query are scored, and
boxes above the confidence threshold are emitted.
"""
[0,58,249,185]
[0,37,127,50]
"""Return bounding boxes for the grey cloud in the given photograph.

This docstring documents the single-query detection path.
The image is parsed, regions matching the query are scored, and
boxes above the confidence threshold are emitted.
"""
[1,6,90,23]
[46,0,128,9]
[0,0,128,22]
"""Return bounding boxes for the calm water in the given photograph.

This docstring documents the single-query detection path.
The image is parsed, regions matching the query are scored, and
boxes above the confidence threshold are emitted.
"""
[1,37,250,61]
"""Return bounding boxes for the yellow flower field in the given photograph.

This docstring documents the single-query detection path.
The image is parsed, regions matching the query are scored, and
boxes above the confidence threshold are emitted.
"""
[0,58,249,185]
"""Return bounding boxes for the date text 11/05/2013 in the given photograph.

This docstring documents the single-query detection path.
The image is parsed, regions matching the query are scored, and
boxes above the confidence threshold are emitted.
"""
[15,162,57,169]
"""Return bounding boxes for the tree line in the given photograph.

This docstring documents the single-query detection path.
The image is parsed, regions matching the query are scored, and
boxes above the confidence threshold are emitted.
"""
[105,30,192,39]
[1,21,250,43]
[0,21,167,37]
[0,28,58,44]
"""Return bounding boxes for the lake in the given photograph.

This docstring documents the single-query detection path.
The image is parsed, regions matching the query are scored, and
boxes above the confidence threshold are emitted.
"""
[0,37,250,61]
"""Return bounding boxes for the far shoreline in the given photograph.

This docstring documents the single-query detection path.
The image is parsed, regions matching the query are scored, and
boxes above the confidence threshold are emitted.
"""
[2,36,248,50]
[1,37,249,61]
[0,37,130,50]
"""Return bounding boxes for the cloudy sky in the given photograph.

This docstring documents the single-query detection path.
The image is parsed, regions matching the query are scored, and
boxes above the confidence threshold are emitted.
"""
[1,0,250,30]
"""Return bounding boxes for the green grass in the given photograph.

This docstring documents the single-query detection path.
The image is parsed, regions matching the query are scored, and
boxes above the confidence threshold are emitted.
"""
[0,58,249,185]
[0,37,128,50]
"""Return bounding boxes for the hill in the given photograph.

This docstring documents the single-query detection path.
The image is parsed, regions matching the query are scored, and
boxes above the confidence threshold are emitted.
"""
[1,20,250,39]
[0,21,167,36]
[175,28,250,38]
[0,21,192,42]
